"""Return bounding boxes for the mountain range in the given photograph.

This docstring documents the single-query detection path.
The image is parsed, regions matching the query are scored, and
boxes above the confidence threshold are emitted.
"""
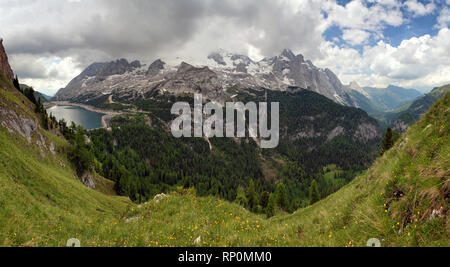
[54,49,366,108]
[54,49,429,121]
[383,84,450,132]
[347,82,423,114]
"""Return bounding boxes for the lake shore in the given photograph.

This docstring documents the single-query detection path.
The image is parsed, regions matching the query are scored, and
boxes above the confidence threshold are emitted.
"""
[49,101,123,116]
[47,101,125,129]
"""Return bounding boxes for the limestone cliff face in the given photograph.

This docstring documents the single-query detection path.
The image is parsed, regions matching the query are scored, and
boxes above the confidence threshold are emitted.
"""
[0,39,14,83]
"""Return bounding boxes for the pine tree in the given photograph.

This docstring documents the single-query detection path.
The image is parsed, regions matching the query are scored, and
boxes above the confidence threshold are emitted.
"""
[13,75,21,92]
[309,180,320,205]
[266,193,276,218]
[234,186,248,207]
[246,179,258,211]
[275,182,288,209]
[381,127,394,155]
[35,97,41,113]
[260,191,270,209]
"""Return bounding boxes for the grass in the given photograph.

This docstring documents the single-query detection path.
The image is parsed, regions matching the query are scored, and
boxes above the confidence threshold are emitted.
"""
[0,72,448,247]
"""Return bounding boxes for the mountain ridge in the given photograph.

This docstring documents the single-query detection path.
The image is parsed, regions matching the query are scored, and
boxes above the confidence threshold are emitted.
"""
[54,49,359,108]
[386,84,450,132]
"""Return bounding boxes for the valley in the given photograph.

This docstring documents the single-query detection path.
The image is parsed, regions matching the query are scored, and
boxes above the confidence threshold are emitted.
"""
[0,34,448,247]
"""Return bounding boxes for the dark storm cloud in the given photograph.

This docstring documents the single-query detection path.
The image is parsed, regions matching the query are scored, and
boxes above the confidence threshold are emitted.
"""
[4,0,211,63]
[1,0,325,65]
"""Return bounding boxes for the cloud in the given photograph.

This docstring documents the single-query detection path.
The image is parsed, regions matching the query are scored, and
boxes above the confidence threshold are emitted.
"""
[436,7,450,28]
[315,28,450,90]
[342,29,371,45]
[9,54,81,95]
[404,0,436,17]
[0,0,448,95]
[322,0,404,31]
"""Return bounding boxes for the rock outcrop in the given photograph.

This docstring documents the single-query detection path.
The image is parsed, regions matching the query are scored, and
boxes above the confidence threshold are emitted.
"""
[0,39,14,83]
[55,59,143,101]
[146,59,165,77]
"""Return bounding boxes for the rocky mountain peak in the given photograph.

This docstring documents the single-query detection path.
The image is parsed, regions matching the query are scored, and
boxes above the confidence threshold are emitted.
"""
[146,59,165,77]
[177,62,216,77]
[349,81,362,90]
[280,49,296,60]
[207,50,255,70]
[208,52,226,66]
[178,62,195,73]
[0,38,14,83]
[97,58,141,77]
[130,60,141,69]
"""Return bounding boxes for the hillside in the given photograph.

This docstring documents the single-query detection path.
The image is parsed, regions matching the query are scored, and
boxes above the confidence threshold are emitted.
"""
[0,71,132,246]
[378,84,450,132]
[19,84,51,103]
[1,64,448,246]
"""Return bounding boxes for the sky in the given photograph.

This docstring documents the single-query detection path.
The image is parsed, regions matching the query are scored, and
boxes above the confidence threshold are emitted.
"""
[1,0,449,95]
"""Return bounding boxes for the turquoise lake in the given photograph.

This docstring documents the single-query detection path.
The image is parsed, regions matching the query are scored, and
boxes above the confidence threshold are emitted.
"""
[46,105,105,130]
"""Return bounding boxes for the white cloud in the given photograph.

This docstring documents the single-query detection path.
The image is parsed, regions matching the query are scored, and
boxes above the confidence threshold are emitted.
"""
[436,7,450,28]
[1,0,449,95]
[320,0,404,49]
[322,0,404,31]
[342,29,371,45]
[314,28,450,91]
[404,0,436,17]
[9,54,81,95]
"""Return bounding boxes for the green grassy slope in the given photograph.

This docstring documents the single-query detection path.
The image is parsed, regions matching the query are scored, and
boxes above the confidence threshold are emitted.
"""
[111,89,448,246]
[0,73,131,246]
[0,70,448,246]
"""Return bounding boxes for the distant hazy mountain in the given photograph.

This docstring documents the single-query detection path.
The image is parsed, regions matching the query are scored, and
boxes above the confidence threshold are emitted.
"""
[386,84,450,132]
[344,82,424,116]
[363,85,423,112]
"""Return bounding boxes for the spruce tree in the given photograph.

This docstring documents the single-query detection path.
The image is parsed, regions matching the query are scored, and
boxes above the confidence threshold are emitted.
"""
[309,180,320,205]
[381,127,394,155]
[35,97,41,113]
[246,179,258,211]
[260,191,270,209]
[235,186,248,207]
[13,75,21,92]
[266,193,276,218]
[275,182,288,209]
